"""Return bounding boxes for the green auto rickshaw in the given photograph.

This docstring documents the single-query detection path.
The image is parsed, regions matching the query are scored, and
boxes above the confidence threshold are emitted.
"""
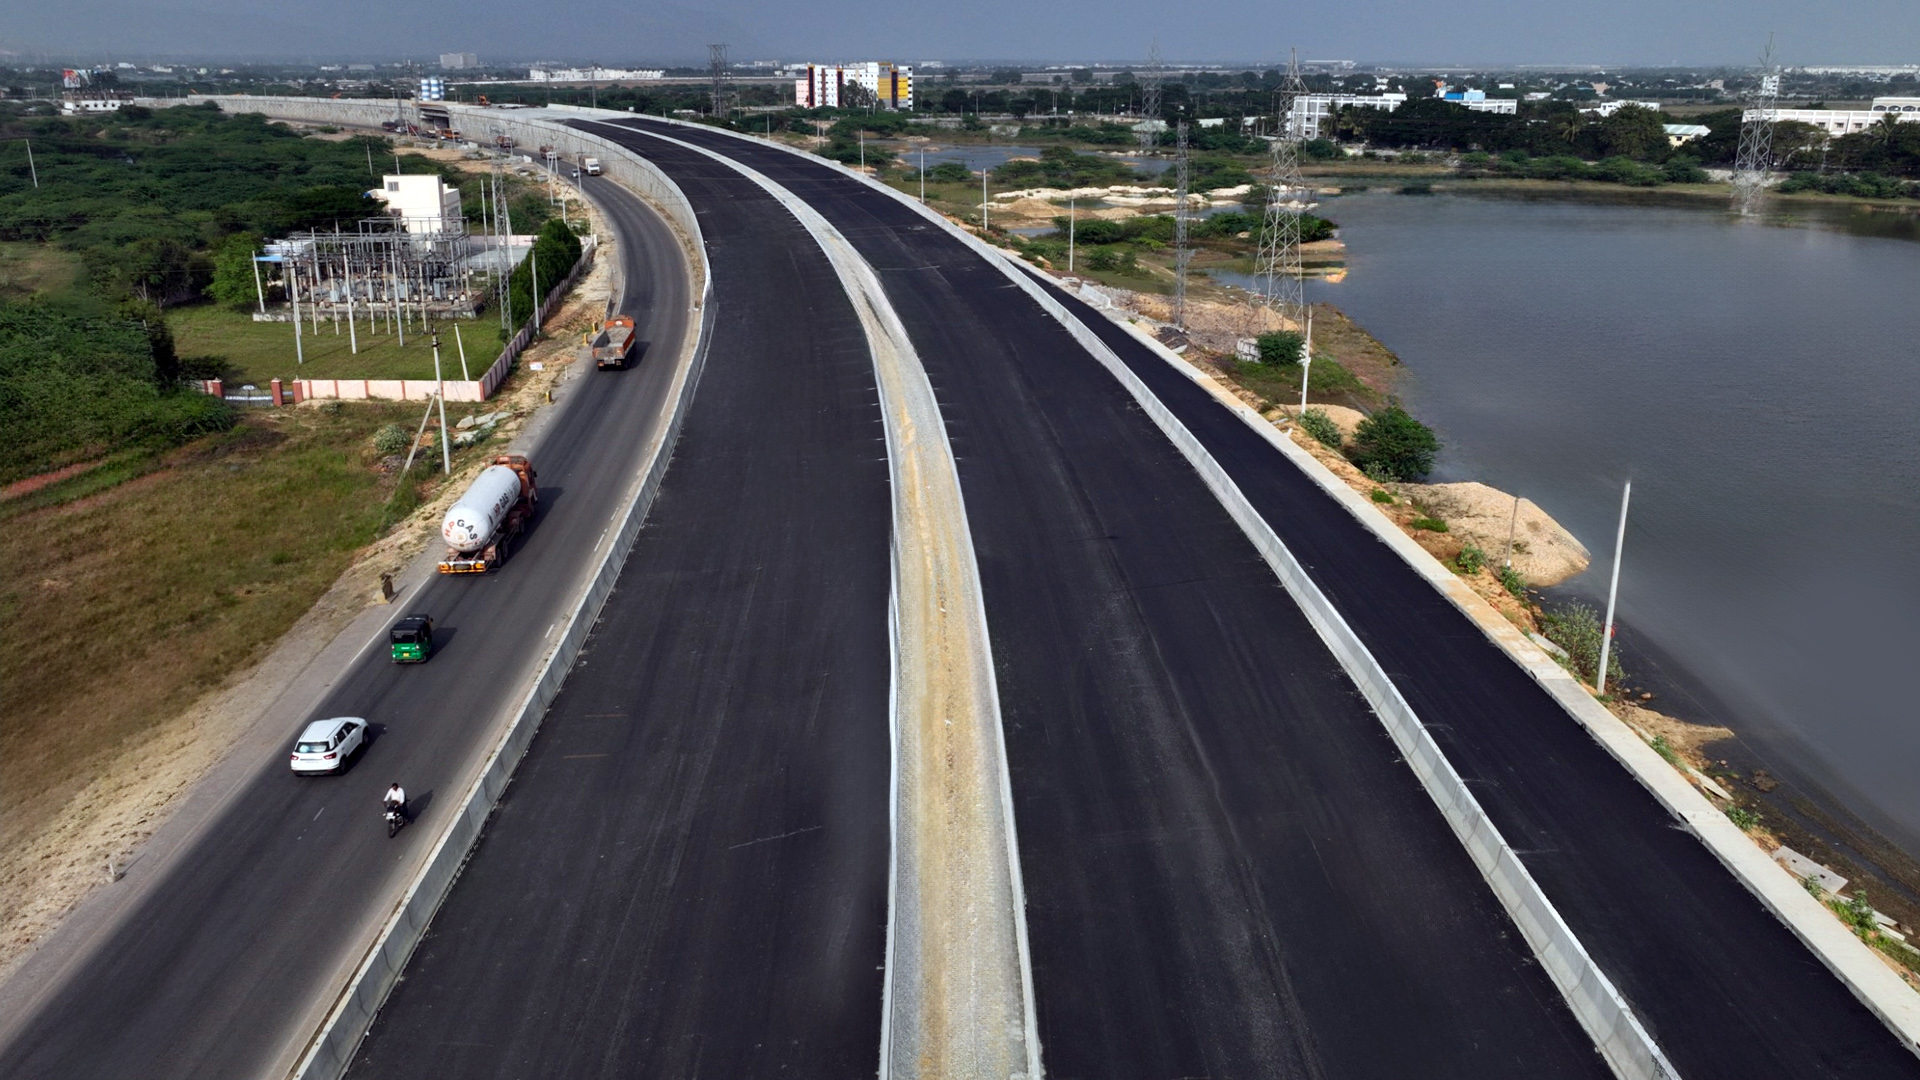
[389,614,435,663]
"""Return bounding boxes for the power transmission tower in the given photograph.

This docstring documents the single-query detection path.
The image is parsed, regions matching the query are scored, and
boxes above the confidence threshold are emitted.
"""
[1172,120,1191,331]
[1732,35,1780,216]
[708,43,732,119]
[1138,43,1163,151]
[1255,49,1309,332]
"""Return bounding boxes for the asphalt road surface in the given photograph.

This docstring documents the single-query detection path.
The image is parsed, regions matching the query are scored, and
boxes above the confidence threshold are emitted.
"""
[0,179,695,1080]
[616,120,1614,1079]
[345,133,894,1077]
[1031,269,1920,1078]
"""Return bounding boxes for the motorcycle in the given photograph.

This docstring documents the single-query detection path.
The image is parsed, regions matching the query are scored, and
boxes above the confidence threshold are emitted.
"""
[384,802,408,838]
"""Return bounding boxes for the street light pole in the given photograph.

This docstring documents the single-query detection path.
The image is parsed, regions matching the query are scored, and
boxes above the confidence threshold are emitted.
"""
[1596,480,1632,695]
[1068,195,1075,273]
[1299,307,1313,413]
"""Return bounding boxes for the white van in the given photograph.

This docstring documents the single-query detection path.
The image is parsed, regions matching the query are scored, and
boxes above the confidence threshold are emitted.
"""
[582,157,603,176]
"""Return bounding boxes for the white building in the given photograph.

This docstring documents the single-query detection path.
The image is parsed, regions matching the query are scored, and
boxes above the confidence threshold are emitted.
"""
[419,77,445,102]
[529,67,664,83]
[1748,96,1920,137]
[370,174,464,234]
[1580,100,1662,117]
[440,52,478,70]
[60,92,132,114]
[1662,123,1711,146]
[1287,92,1406,138]
[1434,84,1519,114]
[795,62,913,110]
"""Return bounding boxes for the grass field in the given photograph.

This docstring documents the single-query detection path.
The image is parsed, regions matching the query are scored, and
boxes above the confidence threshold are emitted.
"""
[171,303,509,386]
[0,402,492,853]
[0,243,84,302]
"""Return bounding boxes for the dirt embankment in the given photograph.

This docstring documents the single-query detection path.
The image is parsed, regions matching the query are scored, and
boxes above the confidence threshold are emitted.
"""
[0,201,617,982]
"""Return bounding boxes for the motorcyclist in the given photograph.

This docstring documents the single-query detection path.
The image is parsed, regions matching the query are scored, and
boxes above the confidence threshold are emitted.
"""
[383,782,408,821]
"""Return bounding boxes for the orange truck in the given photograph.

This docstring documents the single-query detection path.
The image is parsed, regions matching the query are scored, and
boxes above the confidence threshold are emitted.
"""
[581,315,637,370]
[438,455,538,573]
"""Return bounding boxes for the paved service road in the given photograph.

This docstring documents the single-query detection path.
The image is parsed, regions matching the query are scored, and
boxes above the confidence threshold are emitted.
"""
[0,179,695,1080]
[618,121,1615,1079]
[346,133,894,1077]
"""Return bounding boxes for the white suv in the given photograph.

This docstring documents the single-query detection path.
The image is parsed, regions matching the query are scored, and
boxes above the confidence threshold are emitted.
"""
[289,717,367,775]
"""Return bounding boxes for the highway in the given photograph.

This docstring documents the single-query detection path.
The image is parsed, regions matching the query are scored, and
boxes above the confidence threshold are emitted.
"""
[342,121,1608,1078]
[345,131,894,1076]
[601,120,1611,1078]
[0,178,696,1079]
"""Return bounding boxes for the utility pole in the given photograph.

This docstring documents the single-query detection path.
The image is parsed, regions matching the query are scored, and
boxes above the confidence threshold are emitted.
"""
[1732,35,1781,217]
[23,140,36,188]
[981,167,989,231]
[432,334,451,474]
[289,261,305,365]
[1172,119,1192,330]
[1596,480,1632,695]
[1068,195,1076,273]
[919,148,926,203]
[1255,48,1310,333]
[1502,492,1521,569]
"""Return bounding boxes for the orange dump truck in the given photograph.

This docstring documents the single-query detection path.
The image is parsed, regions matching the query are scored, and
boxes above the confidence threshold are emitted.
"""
[581,315,636,370]
[438,455,538,573]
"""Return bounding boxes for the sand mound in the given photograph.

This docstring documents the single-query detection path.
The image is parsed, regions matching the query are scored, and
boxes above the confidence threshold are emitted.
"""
[1394,481,1590,586]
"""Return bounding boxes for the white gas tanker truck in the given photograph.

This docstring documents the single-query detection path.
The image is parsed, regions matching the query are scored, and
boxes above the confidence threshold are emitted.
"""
[438,455,538,574]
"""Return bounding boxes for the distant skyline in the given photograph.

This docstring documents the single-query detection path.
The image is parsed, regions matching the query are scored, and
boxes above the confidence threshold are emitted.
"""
[5,0,1918,69]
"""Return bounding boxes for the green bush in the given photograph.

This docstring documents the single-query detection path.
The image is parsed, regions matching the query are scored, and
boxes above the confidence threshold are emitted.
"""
[1726,805,1759,830]
[372,424,411,455]
[1370,488,1394,504]
[1348,403,1439,481]
[1254,330,1304,366]
[1498,564,1527,600]
[1410,516,1448,532]
[1539,600,1625,686]
[924,161,974,184]
[1298,407,1342,448]
[1454,543,1487,574]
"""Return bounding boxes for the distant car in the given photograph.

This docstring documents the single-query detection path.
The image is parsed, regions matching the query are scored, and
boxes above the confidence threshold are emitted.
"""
[289,717,367,775]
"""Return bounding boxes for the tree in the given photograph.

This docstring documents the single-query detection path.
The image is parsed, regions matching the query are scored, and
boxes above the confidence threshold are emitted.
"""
[208,233,263,309]
[1254,330,1303,365]
[1597,105,1667,160]
[1348,403,1439,481]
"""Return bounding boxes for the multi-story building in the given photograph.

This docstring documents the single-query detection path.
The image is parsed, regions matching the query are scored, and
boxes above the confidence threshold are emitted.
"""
[370,174,465,234]
[439,52,478,70]
[795,62,913,110]
[1749,96,1920,137]
[418,77,445,102]
[1434,84,1519,114]
[1287,93,1407,138]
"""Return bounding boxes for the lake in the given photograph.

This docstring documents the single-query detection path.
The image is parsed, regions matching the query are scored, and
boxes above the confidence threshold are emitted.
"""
[1309,189,1920,849]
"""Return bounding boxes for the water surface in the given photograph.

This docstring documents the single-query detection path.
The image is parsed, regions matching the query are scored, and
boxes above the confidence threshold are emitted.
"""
[1311,191,1920,847]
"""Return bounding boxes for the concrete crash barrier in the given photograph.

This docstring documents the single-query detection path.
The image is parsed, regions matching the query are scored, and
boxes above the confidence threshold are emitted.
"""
[172,107,721,1079]
[626,115,1688,1080]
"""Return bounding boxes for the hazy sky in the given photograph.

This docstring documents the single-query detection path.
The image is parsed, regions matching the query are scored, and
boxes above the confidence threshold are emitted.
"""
[7,0,1918,68]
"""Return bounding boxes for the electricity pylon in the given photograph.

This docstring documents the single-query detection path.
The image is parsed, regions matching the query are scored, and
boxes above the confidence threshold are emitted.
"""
[1731,35,1780,217]
[1255,48,1309,331]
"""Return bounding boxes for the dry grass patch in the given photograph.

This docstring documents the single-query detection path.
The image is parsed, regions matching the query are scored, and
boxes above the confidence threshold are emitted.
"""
[0,405,431,852]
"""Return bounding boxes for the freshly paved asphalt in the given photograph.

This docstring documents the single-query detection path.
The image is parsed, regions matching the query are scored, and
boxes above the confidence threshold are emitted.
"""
[1034,270,1920,1078]
[608,121,1611,1078]
[345,133,893,1076]
[0,180,694,1079]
